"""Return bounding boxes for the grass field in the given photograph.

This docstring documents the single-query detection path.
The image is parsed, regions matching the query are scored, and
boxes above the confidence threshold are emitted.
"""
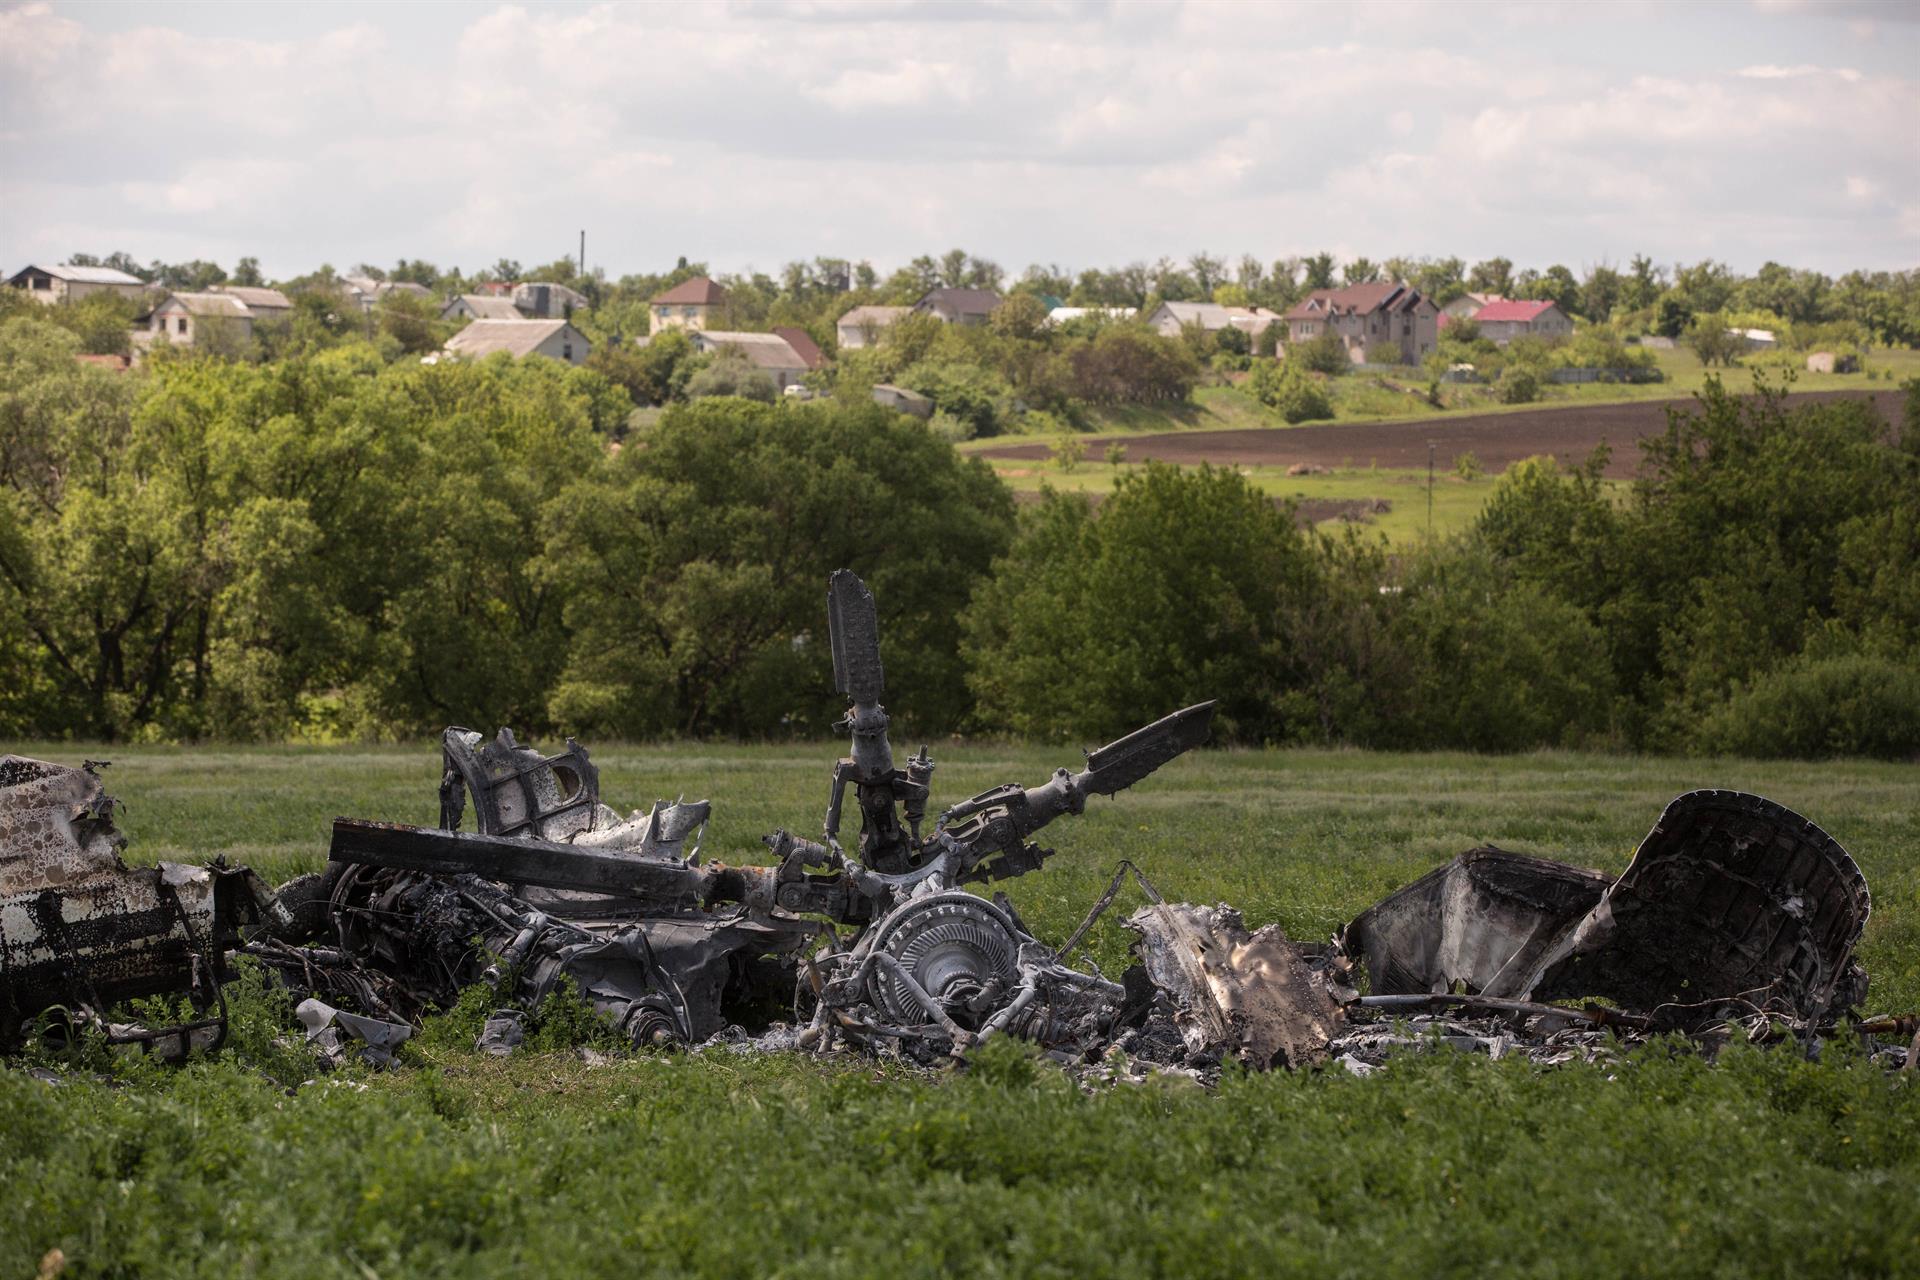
[1024,346,1920,444]
[4,742,1918,1278]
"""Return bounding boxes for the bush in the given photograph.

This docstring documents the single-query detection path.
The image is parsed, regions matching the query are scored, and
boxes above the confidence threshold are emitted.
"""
[1248,359,1333,423]
[1498,367,1539,404]
[685,350,777,402]
[1295,330,1350,375]
[1364,340,1405,366]
[1388,547,1617,752]
[1693,652,1920,759]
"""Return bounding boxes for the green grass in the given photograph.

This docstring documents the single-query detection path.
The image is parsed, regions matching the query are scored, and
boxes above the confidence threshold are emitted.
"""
[4,743,1918,1278]
[991,462,1531,544]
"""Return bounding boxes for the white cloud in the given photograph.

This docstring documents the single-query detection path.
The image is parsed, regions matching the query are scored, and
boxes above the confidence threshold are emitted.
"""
[0,0,1915,278]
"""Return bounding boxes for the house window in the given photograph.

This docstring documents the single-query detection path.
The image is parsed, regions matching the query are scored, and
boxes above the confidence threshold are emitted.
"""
[655,307,668,321]
[31,276,49,290]
[176,317,188,334]
[682,307,697,319]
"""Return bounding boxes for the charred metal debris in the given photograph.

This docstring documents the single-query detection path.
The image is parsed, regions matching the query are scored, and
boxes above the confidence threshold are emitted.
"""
[2,571,1910,1077]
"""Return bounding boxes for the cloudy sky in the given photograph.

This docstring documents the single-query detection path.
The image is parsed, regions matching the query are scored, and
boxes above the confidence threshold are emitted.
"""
[2,0,1916,283]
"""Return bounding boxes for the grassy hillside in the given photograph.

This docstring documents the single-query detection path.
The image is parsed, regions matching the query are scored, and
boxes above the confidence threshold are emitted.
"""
[3,743,1916,1279]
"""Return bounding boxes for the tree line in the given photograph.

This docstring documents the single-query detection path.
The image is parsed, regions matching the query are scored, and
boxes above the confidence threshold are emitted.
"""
[3,314,1915,757]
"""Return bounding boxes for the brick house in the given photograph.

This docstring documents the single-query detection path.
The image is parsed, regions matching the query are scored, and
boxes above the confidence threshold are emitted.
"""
[1283,282,1439,363]
[651,277,728,335]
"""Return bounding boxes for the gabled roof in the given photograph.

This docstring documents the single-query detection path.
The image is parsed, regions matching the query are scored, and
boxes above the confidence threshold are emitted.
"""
[1155,301,1280,331]
[158,291,253,319]
[653,276,728,306]
[1473,299,1559,323]
[1284,282,1427,321]
[693,330,809,371]
[772,325,826,370]
[214,285,291,310]
[447,294,525,320]
[11,262,147,286]
[837,304,909,328]
[444,319,580,358]
[915,287,1002,317]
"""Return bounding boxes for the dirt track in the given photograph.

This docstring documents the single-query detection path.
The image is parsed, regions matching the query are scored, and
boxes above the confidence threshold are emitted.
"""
[978,389,1908,478]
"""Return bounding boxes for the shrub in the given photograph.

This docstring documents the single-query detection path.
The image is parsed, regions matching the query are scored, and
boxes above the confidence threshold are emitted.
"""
[685,350,777,402]
[1249,359,1333,423]
[1364,340,1405,365]
[1498,367,1539,404]
[1693,652,1920,759]
[1295,330,1350,375]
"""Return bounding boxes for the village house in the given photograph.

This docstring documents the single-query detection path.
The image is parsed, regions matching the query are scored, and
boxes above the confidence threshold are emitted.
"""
[1441,292,1504,322]
[913,287,1002,326]
[512,281,587,319]
[651,276,728,334]
[7,262,150,306]
[689,331,811,391]
[135,291,257,351]
[771,325,826,371]
[441,294,525,322]
[836,304,909,349]
[870,383,933,419]
[442,318,589,365]
[1471,299,1574,344]
[1145,300,1282,341]
[211,285,292,325]
[1284,282,1439,364]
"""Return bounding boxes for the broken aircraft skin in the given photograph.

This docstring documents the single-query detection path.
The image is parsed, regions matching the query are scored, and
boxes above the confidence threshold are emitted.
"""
[1,570,1908,1076]
[0,754,280,1059]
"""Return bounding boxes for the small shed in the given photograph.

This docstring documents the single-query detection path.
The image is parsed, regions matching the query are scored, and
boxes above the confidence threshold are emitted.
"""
[871,384,933,419]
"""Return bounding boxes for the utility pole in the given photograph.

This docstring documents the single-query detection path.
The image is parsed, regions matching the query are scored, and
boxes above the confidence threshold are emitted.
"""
[579,229,586,278]
[1427,441,1435,538]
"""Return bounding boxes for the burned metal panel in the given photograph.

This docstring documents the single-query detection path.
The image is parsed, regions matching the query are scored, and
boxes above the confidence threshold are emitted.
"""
[1127,903,1344,1069]
[1533,790,1871,1023]
[1,755,274,1047]
[440,727,604,843]
[1341,847,1612,998]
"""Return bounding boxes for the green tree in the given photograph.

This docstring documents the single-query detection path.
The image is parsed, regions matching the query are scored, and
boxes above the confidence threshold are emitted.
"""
[539,397,1013,736]
[961,463,1322,740]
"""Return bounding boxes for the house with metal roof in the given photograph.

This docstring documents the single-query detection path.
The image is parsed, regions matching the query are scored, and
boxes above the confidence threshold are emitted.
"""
[836,304,910,350]
[650,276,729,335]
[512,281,587,319]
[688,330,812,391]
[1284,282,1439,363]
[443,319,590,365]
[1145,301,1281,340]
[211,285,293,323]
[135,292,259,352]
[442,294,525,322]
[913,287,1002,326]
[7,262,150,306]
[1471,299,1573,345]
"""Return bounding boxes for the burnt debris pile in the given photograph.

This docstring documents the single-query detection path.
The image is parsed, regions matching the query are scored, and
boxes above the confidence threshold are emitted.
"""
[2,572,1911,1077]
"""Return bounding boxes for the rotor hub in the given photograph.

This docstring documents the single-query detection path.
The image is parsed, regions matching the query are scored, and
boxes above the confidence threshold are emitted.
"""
[867,892,1020,1028]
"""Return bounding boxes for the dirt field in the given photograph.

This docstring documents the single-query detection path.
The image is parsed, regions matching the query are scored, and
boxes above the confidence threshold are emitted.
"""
[980,389,1908,478]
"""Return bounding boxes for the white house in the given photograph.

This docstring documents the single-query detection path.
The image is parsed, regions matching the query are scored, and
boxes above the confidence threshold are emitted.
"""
[836,305,909,349]
[136,292,256,350]
[443,319,590,365]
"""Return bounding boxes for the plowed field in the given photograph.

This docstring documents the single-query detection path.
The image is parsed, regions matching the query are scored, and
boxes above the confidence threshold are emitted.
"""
[978,389,1907,478]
